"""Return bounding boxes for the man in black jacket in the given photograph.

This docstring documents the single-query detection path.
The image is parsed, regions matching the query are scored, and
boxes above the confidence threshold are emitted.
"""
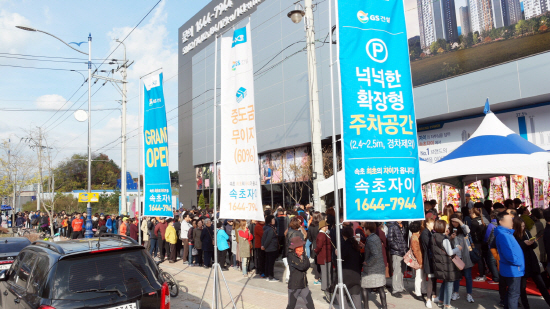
[286,236,314,309]
[201,218,215,267]
[386,221,408,298]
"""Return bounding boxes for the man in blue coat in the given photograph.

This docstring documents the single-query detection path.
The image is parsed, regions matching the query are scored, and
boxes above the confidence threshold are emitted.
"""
[495,211,525,309]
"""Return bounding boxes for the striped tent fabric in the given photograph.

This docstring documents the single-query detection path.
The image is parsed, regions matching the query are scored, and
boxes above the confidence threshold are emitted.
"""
[422,112,550,184]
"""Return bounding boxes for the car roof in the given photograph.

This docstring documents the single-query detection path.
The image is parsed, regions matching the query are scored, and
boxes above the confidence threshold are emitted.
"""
[1,237,31,245]
[28,235,142,257]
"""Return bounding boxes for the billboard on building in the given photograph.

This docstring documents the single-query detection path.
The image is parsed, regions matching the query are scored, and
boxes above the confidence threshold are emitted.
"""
[260,153,271,184]
[294,147,310,182]
[283,149,296,182]
[196,167,203,190]
[405,0,550,86]
[271,151,283,183]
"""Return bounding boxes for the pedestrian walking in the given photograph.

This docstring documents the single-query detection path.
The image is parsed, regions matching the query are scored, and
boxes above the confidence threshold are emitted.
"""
[386,221,408,298]
[420,218,437,308]
[237,220,253,276]
[201,218,215,267]
[193,220,204,266]
[286,236,315,309]
[314,220,333,297]
[432,220,463,309]
[217,221,230,270]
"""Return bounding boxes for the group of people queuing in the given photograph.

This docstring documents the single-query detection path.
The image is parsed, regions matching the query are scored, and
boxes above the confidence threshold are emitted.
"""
[9,194,550,309]
[11,210,142,240]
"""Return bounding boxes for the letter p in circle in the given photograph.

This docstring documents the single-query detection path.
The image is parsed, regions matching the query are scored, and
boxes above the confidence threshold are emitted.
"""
[366,39,388,63]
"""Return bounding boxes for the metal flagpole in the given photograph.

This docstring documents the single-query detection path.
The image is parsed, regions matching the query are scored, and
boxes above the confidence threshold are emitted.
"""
[198,33,236,309]
[138,77,142,245]
[328,0,356,308]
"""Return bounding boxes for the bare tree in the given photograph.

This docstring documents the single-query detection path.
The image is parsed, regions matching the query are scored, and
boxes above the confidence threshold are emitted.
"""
[23,128,59,237]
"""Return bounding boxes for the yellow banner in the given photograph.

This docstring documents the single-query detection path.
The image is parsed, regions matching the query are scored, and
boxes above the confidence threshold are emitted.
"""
[78,192,99,203]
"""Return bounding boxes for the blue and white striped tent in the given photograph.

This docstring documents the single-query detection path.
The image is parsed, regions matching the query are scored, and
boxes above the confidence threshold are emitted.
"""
[422,112,550,184]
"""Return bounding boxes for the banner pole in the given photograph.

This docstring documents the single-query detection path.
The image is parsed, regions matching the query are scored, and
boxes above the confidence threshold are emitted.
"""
[330,0,355,308]
[213,33,219,309]
[138,77,142,245]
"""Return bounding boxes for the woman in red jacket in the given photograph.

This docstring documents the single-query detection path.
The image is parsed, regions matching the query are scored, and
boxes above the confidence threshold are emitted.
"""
[314,220,333,298]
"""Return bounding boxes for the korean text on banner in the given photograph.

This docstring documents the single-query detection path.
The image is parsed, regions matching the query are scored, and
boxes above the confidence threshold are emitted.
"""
[337,0,424,221]
[143,73,173,218]
[220,23,264,221]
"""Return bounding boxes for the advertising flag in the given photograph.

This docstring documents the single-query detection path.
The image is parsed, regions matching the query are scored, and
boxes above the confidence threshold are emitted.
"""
[143,73,173,218]
[337,0,424,221]
[220,23,263,221]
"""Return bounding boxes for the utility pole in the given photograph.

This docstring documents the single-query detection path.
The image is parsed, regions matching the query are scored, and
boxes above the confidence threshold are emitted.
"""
[304,0,325,211]
[37,127,43,212]
[84,33,93,238]
[117,39,128,215]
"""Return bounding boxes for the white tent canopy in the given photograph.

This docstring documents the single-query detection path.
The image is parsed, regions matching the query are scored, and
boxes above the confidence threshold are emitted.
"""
[319,158,432,197]
[422,112,550,185]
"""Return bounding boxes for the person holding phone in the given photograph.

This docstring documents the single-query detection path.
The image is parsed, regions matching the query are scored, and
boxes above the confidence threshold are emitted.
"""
[448,214,475,303]
[512,216,550,308]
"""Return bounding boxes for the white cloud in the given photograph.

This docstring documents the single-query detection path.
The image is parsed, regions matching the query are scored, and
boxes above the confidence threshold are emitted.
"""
[106,1,178,84]
[0,9,32,53]
[35,94,70,110]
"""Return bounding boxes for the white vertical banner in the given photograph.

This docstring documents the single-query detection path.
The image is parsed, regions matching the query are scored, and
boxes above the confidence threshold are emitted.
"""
[220,22,263,221]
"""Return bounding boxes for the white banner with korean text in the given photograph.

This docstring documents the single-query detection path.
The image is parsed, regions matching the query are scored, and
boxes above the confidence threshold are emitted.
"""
[220,22,264,220]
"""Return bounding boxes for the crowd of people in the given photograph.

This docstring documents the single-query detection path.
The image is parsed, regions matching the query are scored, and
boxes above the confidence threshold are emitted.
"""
[5,195,550,309]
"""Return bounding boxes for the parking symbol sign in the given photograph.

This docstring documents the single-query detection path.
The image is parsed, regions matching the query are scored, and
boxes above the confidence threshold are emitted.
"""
[366,39,388,63]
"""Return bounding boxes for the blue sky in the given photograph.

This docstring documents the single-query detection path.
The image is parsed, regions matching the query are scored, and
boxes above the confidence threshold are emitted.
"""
[0,0,209,175]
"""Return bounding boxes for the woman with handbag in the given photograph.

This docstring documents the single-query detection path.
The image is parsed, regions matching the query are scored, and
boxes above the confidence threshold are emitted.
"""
[432,220,462,309]
[361,222,388,309]
[237,220,253,277]
[420,218,437,308]
[512,216,550,308]
[449,214,475,303]
[408,221,424,298]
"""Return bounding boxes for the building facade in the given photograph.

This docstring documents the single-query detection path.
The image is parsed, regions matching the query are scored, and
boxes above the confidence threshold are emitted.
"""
[460,6,472,35]
[524,0,550,19]
[178,0,550,209]
[418,0,459,49]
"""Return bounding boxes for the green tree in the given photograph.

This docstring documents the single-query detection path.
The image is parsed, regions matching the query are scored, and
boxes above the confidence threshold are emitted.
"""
[54,153,121,192]
[170,170,179,186]
[516,20,528,35]
[473,31,479,44]
[430,41,440,54]
[198,193,205,209]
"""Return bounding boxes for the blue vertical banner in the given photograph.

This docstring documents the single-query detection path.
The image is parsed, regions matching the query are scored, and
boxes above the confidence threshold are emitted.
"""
[143,73,173,218]
[337,0,424,221]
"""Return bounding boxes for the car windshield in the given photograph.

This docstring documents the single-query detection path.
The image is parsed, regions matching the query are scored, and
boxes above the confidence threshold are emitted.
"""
[0,241,30,253]
[52,248,159,300]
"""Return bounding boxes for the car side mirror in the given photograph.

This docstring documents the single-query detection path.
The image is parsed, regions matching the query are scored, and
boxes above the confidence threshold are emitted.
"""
[0,270,7,281]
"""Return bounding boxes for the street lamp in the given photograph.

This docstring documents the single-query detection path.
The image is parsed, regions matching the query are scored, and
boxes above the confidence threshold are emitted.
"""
[17,25,95,238]
[287,4,305,24]
[286,2,325,211]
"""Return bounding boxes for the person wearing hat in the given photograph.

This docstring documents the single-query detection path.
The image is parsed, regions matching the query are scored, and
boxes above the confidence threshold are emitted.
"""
[314,220,333,297]
[119,217,129,236]
[286,236,315,309]
[165,218,178,263]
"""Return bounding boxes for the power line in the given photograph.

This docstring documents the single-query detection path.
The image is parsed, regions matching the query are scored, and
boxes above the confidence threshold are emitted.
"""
[0,64,87,71]
[0,55,88,64]
[0,52,111,61]
[94,0,162,72]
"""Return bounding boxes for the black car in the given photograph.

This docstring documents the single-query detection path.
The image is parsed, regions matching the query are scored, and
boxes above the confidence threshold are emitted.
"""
[0,238,31,272]
[0,234,171,309]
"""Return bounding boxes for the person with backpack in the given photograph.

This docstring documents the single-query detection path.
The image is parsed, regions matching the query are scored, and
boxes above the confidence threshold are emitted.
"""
[470,207,488,282]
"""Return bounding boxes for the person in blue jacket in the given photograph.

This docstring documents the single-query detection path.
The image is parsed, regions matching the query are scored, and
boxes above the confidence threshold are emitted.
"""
[106,215,113,233]
[216,221,230,270]
[494,211,525,309]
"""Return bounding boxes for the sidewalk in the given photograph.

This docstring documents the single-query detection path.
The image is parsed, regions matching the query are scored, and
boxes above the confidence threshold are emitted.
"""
[161,259,548,309]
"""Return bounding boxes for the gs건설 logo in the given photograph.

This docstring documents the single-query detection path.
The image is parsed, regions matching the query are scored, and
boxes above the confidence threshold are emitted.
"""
[236,87,247,103]
[357,11,369,23]
[149,98,162,106]
[232,27,247,48]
